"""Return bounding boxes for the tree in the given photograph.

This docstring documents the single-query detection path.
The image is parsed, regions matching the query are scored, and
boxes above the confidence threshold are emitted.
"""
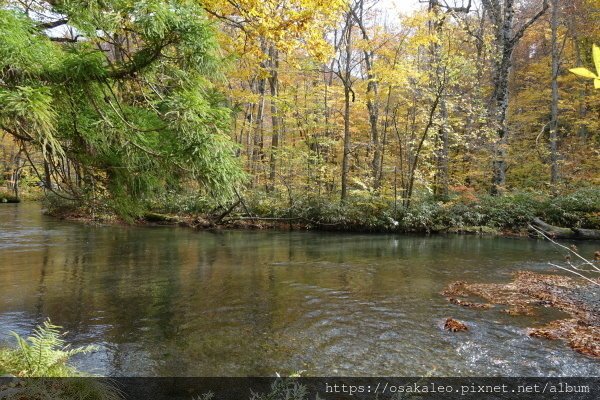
[481,0,549,194]
[0,0,245,215]
[337,8,357,202]
[549,0,561,185]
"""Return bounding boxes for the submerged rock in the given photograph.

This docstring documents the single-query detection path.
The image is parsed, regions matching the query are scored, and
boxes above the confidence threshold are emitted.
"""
[448,297,493,309]
[501,305,536,316]
[444,318,468,332]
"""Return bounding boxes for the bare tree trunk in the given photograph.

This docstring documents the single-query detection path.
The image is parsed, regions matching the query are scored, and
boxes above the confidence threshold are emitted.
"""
[252,39,268,187]
[268,45,280,191]
[43,158,52,190]
[352,0,381,190]
[429,0,449,200]
[435,99,449,199]
[340,14,353,202]
[12,148,24,199]
[482,0,549,195]
[405,87,443,208]
[341,82,352,202]
[490,48,511,195]
[549,0,560,185]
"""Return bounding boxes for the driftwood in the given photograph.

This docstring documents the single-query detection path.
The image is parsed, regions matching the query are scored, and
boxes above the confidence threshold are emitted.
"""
[530,218,600,240]
[142,212,180,223]
[214,199,241,223]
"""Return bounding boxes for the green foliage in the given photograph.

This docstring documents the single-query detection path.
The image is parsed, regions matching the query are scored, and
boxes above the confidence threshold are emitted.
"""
[242,187,600,233]
[192,376,318,400]
[0,10,59,77]
[541,187,600,228]
[0,319,96,377]
[0,379,122,400]
[477,193,542,229]
[0,1,244,218]
[0,320,121,398]
[249,379,311,400]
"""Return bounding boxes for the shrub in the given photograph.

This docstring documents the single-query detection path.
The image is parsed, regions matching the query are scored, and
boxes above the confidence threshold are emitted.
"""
[477,192,543,229]
[0,189,19,203]
[541,187,600,229]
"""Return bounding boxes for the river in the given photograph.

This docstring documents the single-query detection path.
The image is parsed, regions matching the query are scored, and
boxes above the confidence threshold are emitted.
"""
[0,203,597,376]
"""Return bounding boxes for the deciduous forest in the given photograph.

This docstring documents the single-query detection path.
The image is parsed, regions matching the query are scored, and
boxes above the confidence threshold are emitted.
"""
[1,0,599,231]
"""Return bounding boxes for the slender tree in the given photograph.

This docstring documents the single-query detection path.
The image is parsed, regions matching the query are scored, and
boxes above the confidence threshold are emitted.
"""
[481,0,549,194]
[549,0,561,185]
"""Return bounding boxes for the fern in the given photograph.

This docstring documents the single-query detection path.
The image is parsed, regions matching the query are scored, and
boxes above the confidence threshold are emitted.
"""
[2,319,96,377]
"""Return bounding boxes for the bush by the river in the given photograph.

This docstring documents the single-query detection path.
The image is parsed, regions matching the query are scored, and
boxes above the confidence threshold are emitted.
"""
[244,186,600,234]
[42,185,600,235]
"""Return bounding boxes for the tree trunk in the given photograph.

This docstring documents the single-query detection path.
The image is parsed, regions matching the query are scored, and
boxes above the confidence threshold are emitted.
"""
[340,14,353,203]
[12,150,23,199]
[341,84,351,202]
[435,99,449,199]
[43,159,52,190]
[268,45,280,191]
[429,0,449,200]
[352,0,381,190]
[549,0,560,185]
[482,0,549,195]
[490,27,513,196]
[531,218,600,240]
[252,39,268,187]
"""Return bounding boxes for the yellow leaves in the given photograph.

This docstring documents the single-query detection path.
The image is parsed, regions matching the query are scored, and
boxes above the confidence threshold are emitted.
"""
[569,44,600,89]
[569,68,597,79]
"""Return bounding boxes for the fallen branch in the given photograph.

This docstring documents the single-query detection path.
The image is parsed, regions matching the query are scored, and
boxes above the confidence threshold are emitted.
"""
[529,223,599,272]
[530,217,600,241]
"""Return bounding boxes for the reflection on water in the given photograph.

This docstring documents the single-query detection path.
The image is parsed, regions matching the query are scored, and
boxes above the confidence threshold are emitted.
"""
[0,203,598,376]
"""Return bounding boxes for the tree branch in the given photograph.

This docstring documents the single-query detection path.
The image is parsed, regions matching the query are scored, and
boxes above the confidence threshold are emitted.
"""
[510,0,549,45]
[38,18,69,29]
[49,36,80,43]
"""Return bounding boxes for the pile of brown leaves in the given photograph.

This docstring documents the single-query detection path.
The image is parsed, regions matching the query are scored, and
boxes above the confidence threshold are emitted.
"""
[442,272,600,357]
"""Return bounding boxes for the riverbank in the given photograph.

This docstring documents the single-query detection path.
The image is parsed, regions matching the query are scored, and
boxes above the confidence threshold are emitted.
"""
[40,187,600,238]
[0,191,19,203]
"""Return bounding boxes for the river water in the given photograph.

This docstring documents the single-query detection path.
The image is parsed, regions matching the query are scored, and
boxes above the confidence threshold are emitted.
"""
[0,203,597,376]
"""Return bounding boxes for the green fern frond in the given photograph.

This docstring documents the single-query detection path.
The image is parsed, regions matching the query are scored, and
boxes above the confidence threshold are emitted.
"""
[2,319,97,377]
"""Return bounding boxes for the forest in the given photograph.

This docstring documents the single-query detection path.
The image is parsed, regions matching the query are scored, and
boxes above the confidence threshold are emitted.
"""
[0,0,599,232]
[1,0,600,390]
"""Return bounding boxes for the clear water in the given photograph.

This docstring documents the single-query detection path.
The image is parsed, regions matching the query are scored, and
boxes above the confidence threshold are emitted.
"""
[0,203,598,376]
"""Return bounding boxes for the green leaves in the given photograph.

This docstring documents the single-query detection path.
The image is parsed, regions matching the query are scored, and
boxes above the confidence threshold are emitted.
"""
[0,9,59,80]
[0,86,63,158]
[3,319,96,377]
[0,1,244,217]
[569,44,600,89]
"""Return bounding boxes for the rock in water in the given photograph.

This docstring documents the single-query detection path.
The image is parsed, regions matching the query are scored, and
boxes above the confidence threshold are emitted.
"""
[444,318,468,332]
